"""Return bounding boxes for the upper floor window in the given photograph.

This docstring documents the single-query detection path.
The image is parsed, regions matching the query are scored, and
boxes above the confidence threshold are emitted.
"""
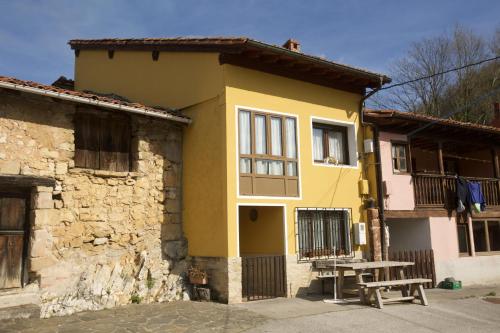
[238,109,299,197]
[312,123,349,165]
[74,111,131,172]
[391,142,409,173]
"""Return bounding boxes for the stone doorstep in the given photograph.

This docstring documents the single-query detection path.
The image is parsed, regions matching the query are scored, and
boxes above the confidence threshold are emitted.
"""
[0,285,40,310]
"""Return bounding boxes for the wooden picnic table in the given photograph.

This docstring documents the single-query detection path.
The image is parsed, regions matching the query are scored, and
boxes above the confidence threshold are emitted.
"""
[327,261,414,299]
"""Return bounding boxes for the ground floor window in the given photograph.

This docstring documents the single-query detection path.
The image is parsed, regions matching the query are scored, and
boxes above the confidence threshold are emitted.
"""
[457,223,470,255]
[296,208,351,260]
[457,220,500,255]
[473,220,500,253]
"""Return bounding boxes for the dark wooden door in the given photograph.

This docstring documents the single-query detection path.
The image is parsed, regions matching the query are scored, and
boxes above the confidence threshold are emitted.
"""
[0,195,27,289]
[242,255,287,301]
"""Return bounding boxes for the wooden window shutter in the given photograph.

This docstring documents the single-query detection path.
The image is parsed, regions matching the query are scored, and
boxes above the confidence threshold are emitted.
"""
[74,113,100,169]
[99,115,130,172]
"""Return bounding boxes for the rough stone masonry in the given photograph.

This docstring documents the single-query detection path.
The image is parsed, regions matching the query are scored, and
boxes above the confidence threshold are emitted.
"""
[0,90,189,317]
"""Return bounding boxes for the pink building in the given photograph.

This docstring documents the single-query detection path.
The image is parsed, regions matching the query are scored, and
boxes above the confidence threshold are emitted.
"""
[366,109,500,286]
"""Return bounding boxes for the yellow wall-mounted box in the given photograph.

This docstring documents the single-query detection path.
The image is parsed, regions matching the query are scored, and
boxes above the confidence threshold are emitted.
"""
[358,179,369,195]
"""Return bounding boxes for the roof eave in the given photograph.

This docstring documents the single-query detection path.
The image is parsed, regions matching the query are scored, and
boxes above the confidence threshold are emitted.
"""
[0,80,191,124]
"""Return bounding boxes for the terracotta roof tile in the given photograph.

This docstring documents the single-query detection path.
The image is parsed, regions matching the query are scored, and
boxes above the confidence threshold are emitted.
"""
[365,109,500,134]
[0,76,190,123]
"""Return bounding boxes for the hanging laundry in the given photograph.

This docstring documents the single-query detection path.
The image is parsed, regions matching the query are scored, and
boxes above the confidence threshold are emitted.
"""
[467,181,486,212]
[456,177,469,213]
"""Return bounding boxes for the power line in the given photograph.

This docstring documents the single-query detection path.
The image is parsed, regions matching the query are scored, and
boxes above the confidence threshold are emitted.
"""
[380,55,500,91]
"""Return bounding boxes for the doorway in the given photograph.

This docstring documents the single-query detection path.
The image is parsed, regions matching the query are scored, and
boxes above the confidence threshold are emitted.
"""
[0,192,29,289]
[238,205,287,301]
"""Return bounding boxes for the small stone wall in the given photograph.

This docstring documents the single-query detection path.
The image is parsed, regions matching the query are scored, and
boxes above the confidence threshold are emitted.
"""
[189,256,242,304]
[0,91,188,317]
[285,255,323,297]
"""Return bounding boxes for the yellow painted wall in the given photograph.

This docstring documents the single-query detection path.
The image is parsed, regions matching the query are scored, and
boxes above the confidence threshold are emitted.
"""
[239,206,285,256]
[74,50,224,109]
[74,49,229,257]
[182,96,228,256]
[224,64,369,258]
[73,50,372,259]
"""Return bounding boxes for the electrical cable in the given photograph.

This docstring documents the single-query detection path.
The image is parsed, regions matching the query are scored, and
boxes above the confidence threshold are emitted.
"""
[379,55,500,91]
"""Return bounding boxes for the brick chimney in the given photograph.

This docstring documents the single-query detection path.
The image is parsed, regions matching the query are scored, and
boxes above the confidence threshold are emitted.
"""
[282,39,300,52]
[491,102,500,128]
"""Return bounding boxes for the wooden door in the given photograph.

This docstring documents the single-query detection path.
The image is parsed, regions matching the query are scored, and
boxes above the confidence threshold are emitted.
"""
[0,195,27,289]
[241,255,287,301]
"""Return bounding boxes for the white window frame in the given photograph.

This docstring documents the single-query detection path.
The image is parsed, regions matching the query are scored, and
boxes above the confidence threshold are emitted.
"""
[310,116,358,169]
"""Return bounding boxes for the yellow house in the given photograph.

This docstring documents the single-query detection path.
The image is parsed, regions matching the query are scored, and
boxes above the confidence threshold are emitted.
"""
[69,37,391,302]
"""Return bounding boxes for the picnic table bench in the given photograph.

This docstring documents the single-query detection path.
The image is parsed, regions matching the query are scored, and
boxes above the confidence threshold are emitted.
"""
[318,260,431,308]
[358,278,432,309]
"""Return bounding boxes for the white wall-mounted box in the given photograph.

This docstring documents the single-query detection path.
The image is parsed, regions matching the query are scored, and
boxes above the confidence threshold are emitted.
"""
[354,222,367,245]
[364,139,374,153]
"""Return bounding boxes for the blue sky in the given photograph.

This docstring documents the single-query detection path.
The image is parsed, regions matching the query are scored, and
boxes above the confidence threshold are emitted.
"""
[0,0,498,84]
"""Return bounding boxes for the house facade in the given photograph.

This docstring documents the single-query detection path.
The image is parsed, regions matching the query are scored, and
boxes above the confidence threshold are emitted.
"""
[69,37,391,302]
[365,109,500,285]
[0,77,189,317]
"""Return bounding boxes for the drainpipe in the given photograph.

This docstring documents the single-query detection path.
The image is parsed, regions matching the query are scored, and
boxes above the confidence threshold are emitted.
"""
[359,77,387,260]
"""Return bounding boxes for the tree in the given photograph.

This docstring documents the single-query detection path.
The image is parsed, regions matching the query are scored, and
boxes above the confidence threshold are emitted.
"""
[374,25,500,124]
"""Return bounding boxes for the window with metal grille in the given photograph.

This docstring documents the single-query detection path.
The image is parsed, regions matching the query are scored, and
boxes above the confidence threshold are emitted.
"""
[296,209,352,260]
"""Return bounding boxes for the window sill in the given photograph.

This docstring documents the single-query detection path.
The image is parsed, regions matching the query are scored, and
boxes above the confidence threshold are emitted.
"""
[69,168,143,178]
[312,162,358,169]
[474,251,500,257]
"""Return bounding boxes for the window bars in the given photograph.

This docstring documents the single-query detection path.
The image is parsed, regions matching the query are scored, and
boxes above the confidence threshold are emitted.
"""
[295,208,353,261]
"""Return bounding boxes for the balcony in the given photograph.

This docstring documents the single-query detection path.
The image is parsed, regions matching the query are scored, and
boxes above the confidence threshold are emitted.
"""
[413,173,500,209]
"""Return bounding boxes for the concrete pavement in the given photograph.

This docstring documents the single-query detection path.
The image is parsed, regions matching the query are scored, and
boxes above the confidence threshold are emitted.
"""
[0,285,499,332]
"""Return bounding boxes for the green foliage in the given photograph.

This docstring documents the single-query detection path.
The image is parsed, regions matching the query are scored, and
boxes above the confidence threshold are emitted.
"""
[146,269,155,290]
[130,294,142,304]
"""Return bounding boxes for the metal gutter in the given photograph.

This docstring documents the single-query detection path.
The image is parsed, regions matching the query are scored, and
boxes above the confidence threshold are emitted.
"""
[359,77,388,260]
[0,81,191,124]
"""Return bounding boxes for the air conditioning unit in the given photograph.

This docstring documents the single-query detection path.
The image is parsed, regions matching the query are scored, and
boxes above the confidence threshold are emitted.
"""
[354,223,367,245]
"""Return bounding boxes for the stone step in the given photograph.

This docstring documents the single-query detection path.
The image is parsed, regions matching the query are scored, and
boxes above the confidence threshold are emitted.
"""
[0,304,40,321]
[0,287,40,310]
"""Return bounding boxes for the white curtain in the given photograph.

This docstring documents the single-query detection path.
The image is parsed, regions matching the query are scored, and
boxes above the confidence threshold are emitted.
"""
[239,111,251,154]
[255,115,266,154]
[328,131,345,164]
[239,158,251,173]
[313,128,324,161]
[286,118,297,158]
[256,159,268,174]
[313,212,325,249]
[269,161,284,175]
[287,162,297,176]
[271,117,282,156]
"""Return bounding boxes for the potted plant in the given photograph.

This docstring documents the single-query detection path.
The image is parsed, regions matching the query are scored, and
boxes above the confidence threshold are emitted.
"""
[188,266,208,285]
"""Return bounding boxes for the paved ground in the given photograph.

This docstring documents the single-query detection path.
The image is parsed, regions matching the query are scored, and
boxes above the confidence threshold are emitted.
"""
[1,285,499,332]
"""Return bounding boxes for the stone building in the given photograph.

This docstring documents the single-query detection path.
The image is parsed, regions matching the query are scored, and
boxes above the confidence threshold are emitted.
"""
[0,76,190,318]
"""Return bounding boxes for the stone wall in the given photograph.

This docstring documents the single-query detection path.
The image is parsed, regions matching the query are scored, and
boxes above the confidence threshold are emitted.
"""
[189,256,242,303]
[0,91,188,317]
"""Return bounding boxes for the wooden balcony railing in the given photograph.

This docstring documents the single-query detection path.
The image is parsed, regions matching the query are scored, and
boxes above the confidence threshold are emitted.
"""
[413,173,500,208]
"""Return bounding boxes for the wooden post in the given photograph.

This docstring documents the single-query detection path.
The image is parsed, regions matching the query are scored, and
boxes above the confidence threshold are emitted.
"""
[492,148,500,178]
[491,148,500,204]
[437,142,446,204]
[467,216,476,257]
[437,142,445,175]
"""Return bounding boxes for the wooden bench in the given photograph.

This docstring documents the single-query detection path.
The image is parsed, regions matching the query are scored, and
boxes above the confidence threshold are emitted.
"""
[358,278,432,309]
